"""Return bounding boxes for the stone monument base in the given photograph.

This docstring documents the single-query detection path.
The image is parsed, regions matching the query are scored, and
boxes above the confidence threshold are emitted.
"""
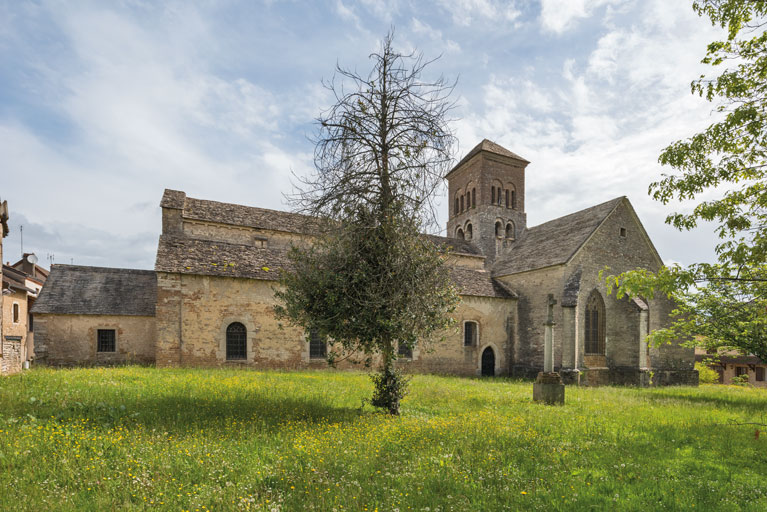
[533,372,565,405]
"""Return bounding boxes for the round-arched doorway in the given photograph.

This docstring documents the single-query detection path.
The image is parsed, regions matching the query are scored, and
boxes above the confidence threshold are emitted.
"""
[481,347,495,377]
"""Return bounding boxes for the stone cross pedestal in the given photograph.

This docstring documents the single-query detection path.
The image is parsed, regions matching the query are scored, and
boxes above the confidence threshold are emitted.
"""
[533,294,565,405]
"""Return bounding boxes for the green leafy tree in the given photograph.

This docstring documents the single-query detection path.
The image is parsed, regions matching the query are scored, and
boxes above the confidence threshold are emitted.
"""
[275,32,459,415]
[604,0,767,361]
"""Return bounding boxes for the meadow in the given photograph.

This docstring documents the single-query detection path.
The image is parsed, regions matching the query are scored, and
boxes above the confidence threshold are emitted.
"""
[0,367,765,511]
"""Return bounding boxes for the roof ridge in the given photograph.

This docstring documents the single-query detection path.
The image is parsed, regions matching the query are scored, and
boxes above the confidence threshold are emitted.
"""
[52,264,155,274]
[527,196,625,232]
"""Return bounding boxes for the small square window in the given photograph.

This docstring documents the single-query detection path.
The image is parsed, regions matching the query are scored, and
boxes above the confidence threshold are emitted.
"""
[619,227,627,237]
[97,329,116,353]
[398,343,413,359]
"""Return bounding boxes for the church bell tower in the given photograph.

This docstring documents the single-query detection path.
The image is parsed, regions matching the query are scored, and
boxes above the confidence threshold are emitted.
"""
[446,139,529,264]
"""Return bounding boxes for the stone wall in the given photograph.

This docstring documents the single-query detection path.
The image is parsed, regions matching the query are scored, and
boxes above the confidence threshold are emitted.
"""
[183,220,312,249]
[499,200,696,385]
[155,273,517,375]
[717,362,767,388]
[34,314,155,365]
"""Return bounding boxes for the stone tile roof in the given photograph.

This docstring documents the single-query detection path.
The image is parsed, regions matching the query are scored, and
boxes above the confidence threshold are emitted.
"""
[155,235,289,281]
[493,197,624,276]
[156,235,511,299]
[31,265,156,316]
[447,139,530,178]
[423,234,483,256]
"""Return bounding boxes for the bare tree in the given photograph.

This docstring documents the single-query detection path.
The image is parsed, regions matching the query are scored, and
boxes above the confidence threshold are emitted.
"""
[294,31,457,229]
[276,32,460,415]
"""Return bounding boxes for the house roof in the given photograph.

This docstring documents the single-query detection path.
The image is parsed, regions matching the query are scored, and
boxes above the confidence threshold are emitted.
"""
[2,265,35,294]
[447,139,529,178]
[155,235,290,281]
[492,197,624,276]
[156,235,511,299]
[31,265,157,316]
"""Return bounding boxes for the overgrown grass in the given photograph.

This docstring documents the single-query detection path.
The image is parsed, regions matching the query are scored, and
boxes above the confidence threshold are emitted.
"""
[0,367,765,511]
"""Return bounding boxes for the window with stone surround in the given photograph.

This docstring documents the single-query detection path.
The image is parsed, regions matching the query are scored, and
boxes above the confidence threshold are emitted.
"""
[226,322,247,360]
[735,366,748,377]
[491,186,495,205]
[456,228,464,240]
[505,189,509,208]
[12,303,19,323]
[464,321,478,346]
[585,290,606,355]
[465,223,473,240]
[397,342,412,359]
[97,329,116,353]
[309,329,327,359]
[495,221,502,237]
[511,189,517,209]
[471,188,476,208]
[454,197,459,216]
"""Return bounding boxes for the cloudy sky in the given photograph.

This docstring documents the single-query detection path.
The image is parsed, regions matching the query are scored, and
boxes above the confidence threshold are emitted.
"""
[1,0,725,270]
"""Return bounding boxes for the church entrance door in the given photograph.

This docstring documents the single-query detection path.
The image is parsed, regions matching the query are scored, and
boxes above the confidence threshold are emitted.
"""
[481,347,495,376]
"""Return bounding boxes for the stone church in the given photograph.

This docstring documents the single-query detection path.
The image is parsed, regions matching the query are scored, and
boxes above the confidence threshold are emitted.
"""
[31,140,697,385]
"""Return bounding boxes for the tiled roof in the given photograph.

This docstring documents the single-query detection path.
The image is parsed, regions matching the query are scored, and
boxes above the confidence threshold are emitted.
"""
[31,265,156,316]
[447,139,529,177]
[156,235,510,299]
[423,234,483,256]
[155,235,289,281]
[493,197,624,276]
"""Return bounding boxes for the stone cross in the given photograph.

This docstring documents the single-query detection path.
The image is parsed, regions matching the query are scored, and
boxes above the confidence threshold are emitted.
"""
[543,294,557,373]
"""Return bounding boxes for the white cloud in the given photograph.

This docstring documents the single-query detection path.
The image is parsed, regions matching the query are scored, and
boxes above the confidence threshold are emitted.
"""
[410,17,461,53]
[436,0,521,26]
[539,0,621,34]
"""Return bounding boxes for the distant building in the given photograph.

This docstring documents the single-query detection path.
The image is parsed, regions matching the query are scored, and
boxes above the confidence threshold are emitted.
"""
[4,254,48,368]
[696,348,767,387]
[32,140,697,385]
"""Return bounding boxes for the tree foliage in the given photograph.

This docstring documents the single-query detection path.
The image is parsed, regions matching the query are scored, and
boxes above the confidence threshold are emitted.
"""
[276,32,459,414]
[605,0,767,360]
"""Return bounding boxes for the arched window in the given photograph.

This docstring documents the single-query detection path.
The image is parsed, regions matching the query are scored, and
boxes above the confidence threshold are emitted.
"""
[511,189,517,209]
[309,329,326,359]
[495,221,502,237]
[226,322,247,360]
[505,189,509,208]
[460,195,464,213]
[465,223,473,240]
[497,188,503,205]
[464,321,478,346]
[456,228,464,240]
[585,291,606,355]
[505,222,514,239]
[454,197,459,216]
[491,187,495,205]
[471,188,476,208]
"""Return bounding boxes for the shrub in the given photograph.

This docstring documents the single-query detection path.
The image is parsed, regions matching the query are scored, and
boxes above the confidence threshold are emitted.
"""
[695,362,719,384]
